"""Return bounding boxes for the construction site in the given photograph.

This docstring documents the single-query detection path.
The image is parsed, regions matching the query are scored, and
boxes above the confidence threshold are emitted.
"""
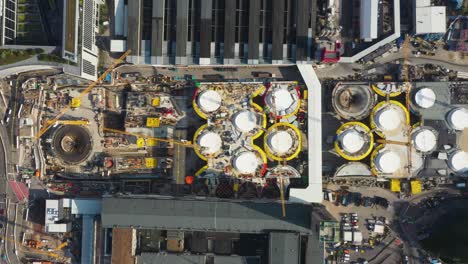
[323,80,468,186]
[25,62,322,205]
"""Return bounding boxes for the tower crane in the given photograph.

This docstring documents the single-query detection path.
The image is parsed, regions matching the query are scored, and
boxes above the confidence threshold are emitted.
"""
[102,127,195,148]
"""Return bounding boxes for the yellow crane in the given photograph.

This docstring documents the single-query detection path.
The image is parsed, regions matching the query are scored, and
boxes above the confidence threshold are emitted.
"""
[2,235,66,260]
[46,119,89,126]
[376,139,409,146]
[269,91,287,217]
[102,127,195,148]
[54,241,68,251]
[402,36,413,174]
[34,49,132,141]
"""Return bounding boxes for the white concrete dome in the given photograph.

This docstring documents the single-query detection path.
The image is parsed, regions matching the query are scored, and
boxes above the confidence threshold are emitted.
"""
[415,88,436,109]
[233,110,258,133]
[198,131,222,155]
[268,130,293,154]
[412,128,437,153]
[197,90,222,112]
[233,151,259,174]
[375,106,403,131]
[340,129,365,153]
[447,108,468,131]
[375,150,401,174]
[266,88,296,112]
[448,150,468,173]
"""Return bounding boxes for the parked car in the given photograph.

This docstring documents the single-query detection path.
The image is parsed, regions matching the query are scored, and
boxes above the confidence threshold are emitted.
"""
[341,193,350,206]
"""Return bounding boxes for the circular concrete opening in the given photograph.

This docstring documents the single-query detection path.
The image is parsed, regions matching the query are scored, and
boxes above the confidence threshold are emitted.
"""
[198,90,222,112]
[375,150,401,174]
[233,151,259,174]
[268,131,293,154]
[415,88,436,109]
[412,128,437,153]
[340,129,365,153]
[233,110,258,133]
[52,125,92,164]
[198,131,222,155]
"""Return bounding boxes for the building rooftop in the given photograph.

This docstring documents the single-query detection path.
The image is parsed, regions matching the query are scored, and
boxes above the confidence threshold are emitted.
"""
[269,232,300,264]
[101,197,313,234]
[414,5,446,35]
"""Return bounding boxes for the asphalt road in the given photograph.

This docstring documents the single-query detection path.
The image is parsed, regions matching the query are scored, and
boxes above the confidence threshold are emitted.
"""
[0,108,21,264]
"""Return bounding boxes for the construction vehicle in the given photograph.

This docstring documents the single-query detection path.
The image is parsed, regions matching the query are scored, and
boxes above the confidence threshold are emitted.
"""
[34,49,131,141]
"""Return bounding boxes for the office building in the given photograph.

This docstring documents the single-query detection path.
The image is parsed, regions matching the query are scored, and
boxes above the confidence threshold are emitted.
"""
[111,0,317,65]
[0,0,16,45]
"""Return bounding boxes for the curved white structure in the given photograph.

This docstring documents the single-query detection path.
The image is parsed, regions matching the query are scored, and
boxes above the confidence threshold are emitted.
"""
[447,108,468,131]
[198,90,222,112]
[374,106,403,131]
[233,151,259,174]
[266,165,301,178]
[414,88,436,109]
[340,129,365,153]
[233,110,258,133]
[198,131,222,155]
[412,128,437,153]
[448,150,468,173]
[268,131,293,154]
[375,150,401,174]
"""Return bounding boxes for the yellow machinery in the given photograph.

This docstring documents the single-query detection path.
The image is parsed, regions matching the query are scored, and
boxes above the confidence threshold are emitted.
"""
[70,98,81,108]
[34,49,132,141]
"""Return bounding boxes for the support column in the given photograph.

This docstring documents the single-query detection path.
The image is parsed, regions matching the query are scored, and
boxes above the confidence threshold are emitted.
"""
[223,0,236,64]
[151,0,165,64]
[272,0,285,64]
[248,0,260,64]
[199,0,212,65]
[176,0,189,64]
[295,0,309,63]
[127,0,143,63]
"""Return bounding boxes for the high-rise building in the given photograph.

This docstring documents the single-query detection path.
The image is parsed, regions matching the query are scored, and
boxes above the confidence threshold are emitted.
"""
[62,0,102,80]
[0,0,16,46]
[111,0,317,65]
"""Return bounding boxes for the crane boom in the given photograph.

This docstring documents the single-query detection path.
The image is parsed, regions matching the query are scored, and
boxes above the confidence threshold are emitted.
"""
[402,36,413,174]
[103,127,194,147]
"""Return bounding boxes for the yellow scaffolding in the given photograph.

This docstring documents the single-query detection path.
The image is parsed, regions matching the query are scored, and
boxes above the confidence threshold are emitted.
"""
[411,180,422,194]
[146,117,161,127]
[390,179,401,192]
[151,97,161,107]
[145,158,157,168]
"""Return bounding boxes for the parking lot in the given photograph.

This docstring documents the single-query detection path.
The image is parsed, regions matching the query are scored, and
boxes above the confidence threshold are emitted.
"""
[322,184,403,263]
